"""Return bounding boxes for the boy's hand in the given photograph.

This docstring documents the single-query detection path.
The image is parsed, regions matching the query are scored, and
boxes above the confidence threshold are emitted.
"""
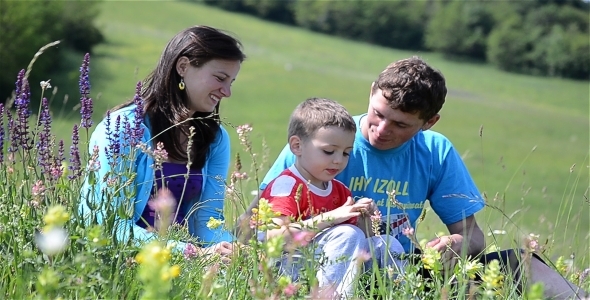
[354,197,377,215]
[322,197,372,225]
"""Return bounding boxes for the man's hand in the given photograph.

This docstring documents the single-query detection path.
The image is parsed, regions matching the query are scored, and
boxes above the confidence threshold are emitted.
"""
[424,215,485,271]
[203,241,235,263]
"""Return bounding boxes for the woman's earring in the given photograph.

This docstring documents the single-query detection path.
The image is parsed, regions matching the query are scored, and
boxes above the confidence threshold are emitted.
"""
[178,78,185,91]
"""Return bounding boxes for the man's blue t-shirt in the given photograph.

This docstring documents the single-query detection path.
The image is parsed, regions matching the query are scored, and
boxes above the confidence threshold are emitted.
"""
[260,114,485,252]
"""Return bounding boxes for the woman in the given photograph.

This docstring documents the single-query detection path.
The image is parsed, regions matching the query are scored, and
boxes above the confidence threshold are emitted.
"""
[80,25,246,259]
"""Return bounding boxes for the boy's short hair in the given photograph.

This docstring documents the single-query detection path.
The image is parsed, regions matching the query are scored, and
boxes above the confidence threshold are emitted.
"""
[288,97,356,141]
[371,56,447,121]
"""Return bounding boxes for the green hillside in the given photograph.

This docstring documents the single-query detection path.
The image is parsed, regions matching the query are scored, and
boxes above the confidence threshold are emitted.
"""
[48,0,588,260]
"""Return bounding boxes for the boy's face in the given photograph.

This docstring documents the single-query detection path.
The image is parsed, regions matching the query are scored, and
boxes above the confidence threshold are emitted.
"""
[362,87,439,150]
[290,126,355,189]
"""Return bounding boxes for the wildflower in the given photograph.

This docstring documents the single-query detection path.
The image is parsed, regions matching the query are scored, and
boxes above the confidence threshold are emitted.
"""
[32,180,46,198]
[236,124,253,143]
[14,70,32,150]
[370,210,382,236]
[35,227,69,256]
[481,259,504,298]
[402,226,415,237]
[135,241,178,299]
[555,256,568,275]
[249,198,280,231]
[87,145,101,172]
[40,80,52,90]
[131,81,144,146]
[292,230,314,247]
[265,235,284,259]
[68,124,82,180]
[43,205,70,231]
[79,53,93,129]
[184,243,199,259]
[37,97,53,174]
[206,217,224,230]
[283,283,298,297]
[148,188,176,232]
[137,141,168,170]
[458,259,483,280]
[153,142,168,169]
[525,233,540,253]
[421,246,442,272]
[278,276,298,297]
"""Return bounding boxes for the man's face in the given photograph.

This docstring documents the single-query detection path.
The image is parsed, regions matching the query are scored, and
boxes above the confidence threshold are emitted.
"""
[362,88,438,150]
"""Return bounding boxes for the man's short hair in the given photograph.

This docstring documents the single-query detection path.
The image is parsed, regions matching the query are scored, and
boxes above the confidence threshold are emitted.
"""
[288,97,356,141]
[372,56,447,121]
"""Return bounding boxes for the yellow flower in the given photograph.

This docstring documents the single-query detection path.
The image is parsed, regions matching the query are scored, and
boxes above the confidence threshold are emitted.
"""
[43,205,70,231]
[250,198,280,230]
[206,217,224,229]
[169,265,181,278]
[482,259,504,298]
[421,246,441,271]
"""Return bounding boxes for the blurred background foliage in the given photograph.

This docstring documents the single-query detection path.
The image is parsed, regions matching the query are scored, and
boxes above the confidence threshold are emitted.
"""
[0,0,104,102]
[0,0,588,102]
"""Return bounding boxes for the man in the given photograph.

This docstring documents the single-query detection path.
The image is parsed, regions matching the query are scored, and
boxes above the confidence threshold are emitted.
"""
[239,57,587,299]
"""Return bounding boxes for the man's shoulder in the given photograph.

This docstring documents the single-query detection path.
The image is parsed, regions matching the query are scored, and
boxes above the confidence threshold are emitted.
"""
[415,130,454,150]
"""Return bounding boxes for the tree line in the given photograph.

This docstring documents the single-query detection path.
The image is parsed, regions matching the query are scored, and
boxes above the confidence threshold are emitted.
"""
[198,0,589,80]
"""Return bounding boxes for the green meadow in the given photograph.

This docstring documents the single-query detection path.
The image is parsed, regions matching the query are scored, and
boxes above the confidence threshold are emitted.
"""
[45,1,588,263]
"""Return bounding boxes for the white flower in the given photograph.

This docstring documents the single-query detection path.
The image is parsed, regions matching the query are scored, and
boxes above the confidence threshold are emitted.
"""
[35,227,69,256]
[40,80,52,90]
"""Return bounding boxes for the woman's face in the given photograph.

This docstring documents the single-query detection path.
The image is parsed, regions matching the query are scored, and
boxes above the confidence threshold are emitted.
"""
[178,58,241,114]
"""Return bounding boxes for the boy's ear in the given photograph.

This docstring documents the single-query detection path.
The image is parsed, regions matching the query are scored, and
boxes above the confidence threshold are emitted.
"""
[176,56,190,77]
[422,114,440,131]
[288,135,303,156]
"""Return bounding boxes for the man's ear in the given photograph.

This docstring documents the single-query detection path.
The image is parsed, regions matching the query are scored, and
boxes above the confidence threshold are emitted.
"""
[176,56,190,77]
[422,114,440,131]
[288,135,303,156]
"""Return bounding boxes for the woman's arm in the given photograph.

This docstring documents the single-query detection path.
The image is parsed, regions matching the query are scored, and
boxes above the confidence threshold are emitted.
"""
[189,125,233,245]
[79,108,163,246]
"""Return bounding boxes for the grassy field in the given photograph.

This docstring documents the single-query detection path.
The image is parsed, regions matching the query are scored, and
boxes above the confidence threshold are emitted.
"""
[44,0,588,263]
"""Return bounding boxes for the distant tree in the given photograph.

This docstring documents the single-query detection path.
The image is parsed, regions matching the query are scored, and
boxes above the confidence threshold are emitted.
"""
[487,4,589,79]
[294,0,427,50]
[425,1,495,60]
[242,0,296,24]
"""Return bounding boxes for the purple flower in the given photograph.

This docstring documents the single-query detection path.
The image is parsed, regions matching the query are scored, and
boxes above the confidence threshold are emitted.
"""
[6,109,18,156]
[52,140,65,180]
[68,124,81,180]
[14,72,31,150]
[107,115,121,161]
[79,53,91,97]
[37,97,53,174]
[79,53,93,129]
[132,81,145,146]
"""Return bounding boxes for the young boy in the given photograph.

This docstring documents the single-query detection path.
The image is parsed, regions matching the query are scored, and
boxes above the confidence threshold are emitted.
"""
[261,97,405,298]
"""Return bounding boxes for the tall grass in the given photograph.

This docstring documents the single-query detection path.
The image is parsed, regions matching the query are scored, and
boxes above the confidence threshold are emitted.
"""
[2,44,588,298]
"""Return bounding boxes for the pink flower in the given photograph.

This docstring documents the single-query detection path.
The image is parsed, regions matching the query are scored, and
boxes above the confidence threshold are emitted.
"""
[148,188,176,230]
[402,226,415,237]
[292,231,314,247]
[283,283,298,297]
[184,243,199,259]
